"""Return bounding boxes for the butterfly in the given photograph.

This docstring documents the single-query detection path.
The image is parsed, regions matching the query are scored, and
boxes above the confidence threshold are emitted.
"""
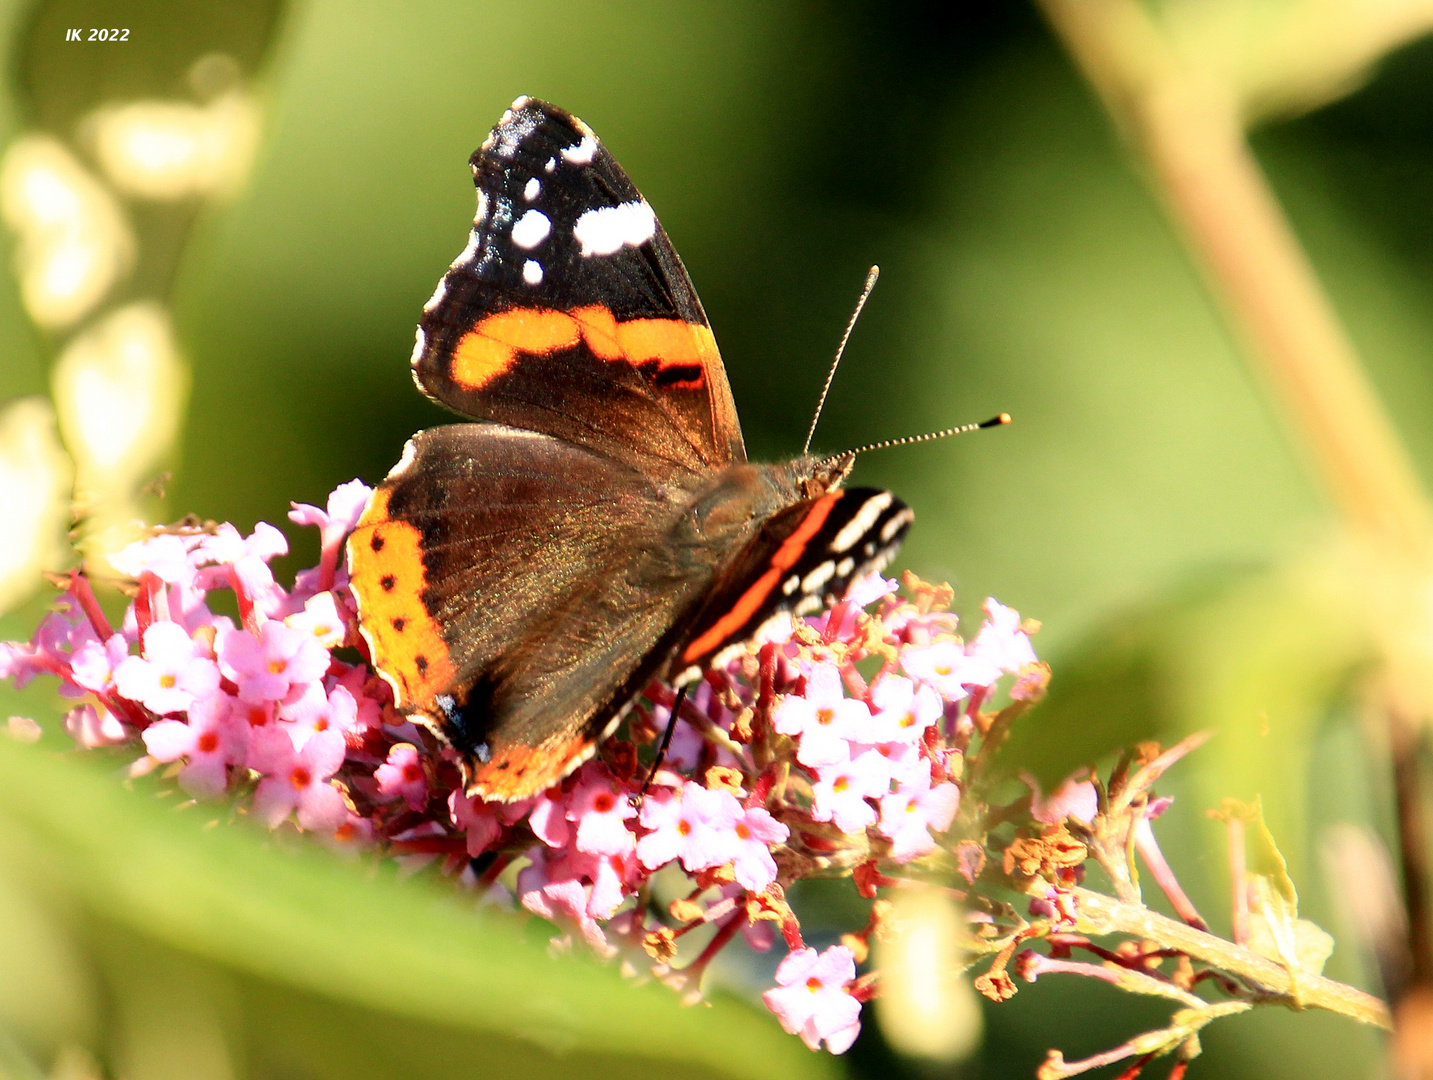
[347,96,913,802]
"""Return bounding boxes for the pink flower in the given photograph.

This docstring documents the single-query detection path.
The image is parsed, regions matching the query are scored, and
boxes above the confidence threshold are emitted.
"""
[962,598,1038,688]
[867,675,941,744]
[110,533,200,585]
[142,692,248,798]
[1025,771,1098,825]
[810,749,889,834]
[290,480,372,594]
[69,633,131,693]
[217,621,330,704]
[518,848,612,955]
[248,727,347,831]
[730,804,787,891]
[845,571,898,609]
[528,787,571,848]
[450,790,530,855]
[878,774,960,863]
[285,684,359,747]
[568,767,637,856]
[762,945,862,1053]
[376,742,428,810]
[898,639,975,701]
[62,703,128,747]
[773,664,872,767]
[113,621,221,715]
[284,591,346,649]
[635,782,739,873]
[288,479,371,537]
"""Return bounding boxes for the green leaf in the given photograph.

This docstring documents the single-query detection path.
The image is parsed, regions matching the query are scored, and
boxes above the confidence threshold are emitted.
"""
[0,736,836,1080]
[1156,0,1433,123]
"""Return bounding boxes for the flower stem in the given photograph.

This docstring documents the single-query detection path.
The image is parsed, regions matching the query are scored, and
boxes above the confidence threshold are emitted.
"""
[1071,887,1392,1030]
[1037,0,1433,559]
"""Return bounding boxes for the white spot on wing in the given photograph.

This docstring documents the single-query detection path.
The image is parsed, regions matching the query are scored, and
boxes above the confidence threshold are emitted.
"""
[572,200,656,257]
[561,135,597,165]
[836,557,854,577]
[802,560,837,595]
[544,157,556,173]
[524,177,540,201]
[523,259,543,285]
[795,595,823,616]
[475,189,489,225]
[451,230,480,269]
[388,437,419,478]
[782,574,800,596]
[422,277,447,313]
[880,507,914,543]
[831,492,894,553]
[511,209,550,249]
[410,328,425,365]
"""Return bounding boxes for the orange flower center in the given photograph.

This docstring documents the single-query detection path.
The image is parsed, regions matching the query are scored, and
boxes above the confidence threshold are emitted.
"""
[816,707,835,726]
[158,674,176,689]
[196,732,219,753]
[289,766,311,790]
[267,659,287,675]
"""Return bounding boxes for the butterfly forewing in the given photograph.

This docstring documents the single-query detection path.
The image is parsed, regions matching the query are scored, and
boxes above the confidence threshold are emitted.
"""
[411,97,744,477]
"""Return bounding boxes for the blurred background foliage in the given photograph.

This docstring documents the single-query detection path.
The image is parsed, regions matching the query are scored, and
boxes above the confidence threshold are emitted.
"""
[2,0,1431,1077]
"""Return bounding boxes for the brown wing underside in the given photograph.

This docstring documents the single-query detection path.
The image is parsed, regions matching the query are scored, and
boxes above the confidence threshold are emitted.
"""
[348,423,715,800]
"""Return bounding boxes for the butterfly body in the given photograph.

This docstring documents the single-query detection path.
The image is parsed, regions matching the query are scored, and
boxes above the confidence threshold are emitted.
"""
[347,97,911,802]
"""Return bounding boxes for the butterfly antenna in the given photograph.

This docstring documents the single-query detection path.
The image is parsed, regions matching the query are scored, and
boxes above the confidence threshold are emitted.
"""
[839,413,1012,459]
[638,684,688,802]
[803,265,880,456]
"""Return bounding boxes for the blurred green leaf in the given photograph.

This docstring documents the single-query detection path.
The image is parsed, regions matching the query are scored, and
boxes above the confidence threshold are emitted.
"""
[1003,547,1374,876]
[0,736,836,1080]
[1157,0,1433,123]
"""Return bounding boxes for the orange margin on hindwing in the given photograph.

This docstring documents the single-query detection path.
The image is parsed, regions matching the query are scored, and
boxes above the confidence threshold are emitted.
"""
[466,732,597,802]
[450,305,717,390]
[347,487,456,707]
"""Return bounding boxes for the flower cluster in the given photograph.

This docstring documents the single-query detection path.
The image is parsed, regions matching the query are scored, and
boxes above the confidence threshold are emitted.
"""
[0,481,1050,1056]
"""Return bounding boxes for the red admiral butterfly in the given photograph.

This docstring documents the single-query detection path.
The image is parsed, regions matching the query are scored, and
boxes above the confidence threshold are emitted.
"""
[347,97,920,802]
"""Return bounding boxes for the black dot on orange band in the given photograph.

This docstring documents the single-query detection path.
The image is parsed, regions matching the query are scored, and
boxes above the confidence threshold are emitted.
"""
[497,761,510,771]
[415,655,428,674]
[392,617,406,631]
[380,575,396,591]
[652,363,703,387]
[515,766,526,776]
[370,533,385,551]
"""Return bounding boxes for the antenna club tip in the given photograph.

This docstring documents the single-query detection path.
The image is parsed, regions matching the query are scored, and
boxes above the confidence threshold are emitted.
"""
[982,413,1013,428]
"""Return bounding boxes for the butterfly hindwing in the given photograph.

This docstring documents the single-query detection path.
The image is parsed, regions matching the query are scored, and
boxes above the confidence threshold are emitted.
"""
[412,97,744,478]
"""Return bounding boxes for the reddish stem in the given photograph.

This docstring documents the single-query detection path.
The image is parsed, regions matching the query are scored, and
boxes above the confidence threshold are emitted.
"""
[1135,817,1209,931]
[69,571,114,640]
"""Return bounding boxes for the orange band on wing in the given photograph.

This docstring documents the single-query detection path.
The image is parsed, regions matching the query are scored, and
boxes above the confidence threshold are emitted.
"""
[465,732,597,803]
[451,308,581,388]
[347,488,456,707]
[450,305,715,390]
[681,493,842,663]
